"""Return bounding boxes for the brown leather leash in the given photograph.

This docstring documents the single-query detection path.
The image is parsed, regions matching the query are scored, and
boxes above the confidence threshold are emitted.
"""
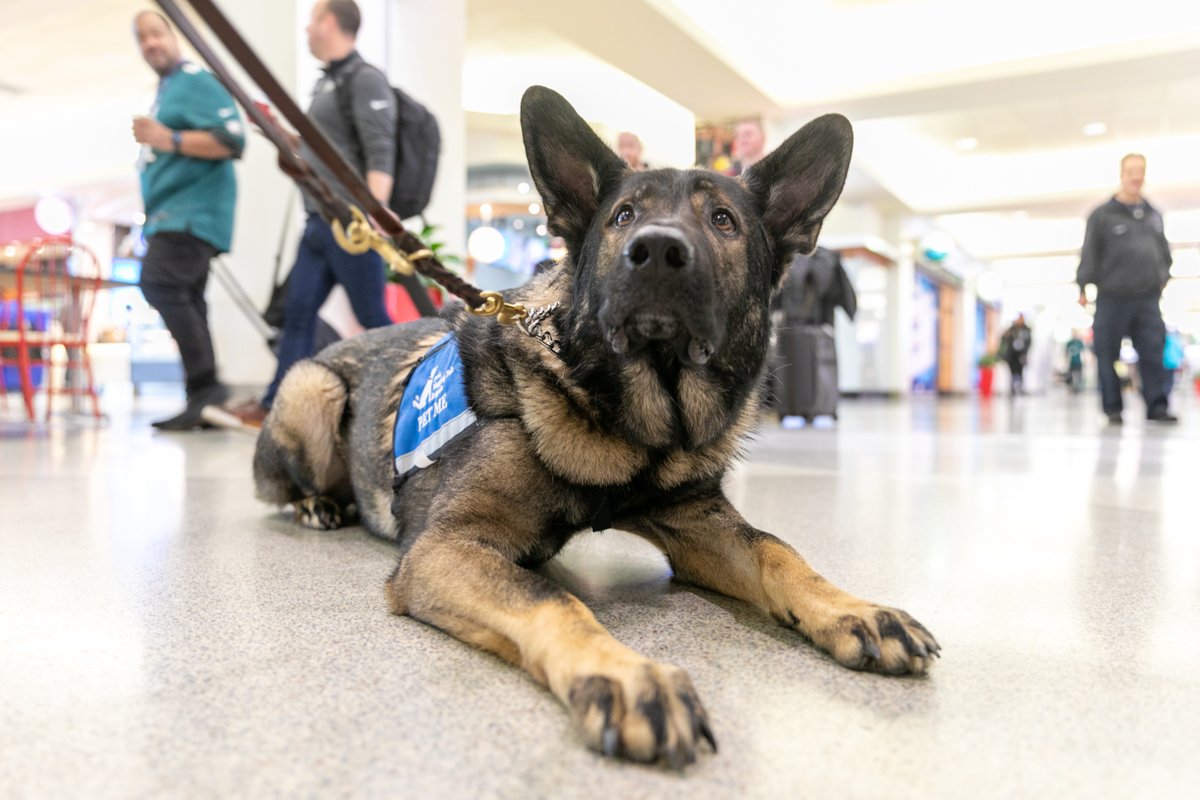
[153,0,529,325]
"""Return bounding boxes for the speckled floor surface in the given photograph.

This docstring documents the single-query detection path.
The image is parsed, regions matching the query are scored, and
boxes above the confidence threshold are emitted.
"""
[2,389,1198,799]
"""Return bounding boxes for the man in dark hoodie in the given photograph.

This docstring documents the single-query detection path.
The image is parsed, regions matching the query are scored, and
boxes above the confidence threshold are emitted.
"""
[1077,153,1176,425]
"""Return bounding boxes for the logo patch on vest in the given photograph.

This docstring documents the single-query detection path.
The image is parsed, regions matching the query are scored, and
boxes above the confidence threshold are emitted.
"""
[393,334,476,486]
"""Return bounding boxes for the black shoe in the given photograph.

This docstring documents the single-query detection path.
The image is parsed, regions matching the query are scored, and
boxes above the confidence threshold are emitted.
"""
[151,384,230,431]
[1106,413,1123,426]
[1147,410,1178,424]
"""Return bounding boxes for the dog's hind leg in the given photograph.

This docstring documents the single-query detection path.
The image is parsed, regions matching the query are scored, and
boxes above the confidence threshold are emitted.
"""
[253,361,353,529]
[624,489,941,676]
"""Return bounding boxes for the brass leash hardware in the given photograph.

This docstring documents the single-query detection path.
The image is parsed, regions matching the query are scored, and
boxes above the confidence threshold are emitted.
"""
[470,291,528,325]
[331,205,414,276]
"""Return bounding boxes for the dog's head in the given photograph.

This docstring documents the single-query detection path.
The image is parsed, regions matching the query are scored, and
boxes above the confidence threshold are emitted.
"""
[521,86,851,372]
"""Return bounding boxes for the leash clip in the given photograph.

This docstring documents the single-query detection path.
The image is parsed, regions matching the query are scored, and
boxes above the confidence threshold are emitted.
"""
[471,291,528,326]
[331,205,421,277]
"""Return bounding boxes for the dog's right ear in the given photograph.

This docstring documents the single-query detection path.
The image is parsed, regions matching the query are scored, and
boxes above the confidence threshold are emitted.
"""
[521,86,628,254]
[742,114,853,284]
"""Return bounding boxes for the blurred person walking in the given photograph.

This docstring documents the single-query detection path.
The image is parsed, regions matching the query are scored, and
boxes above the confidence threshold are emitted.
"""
[616,132,649,171]
[998,314,1032,396]
[729,118,766,176]
[132,10,245,430]
[226,0,397,428]
[1163,327,1184,398]
[1065,331,1085,393]
[1077,153,1176,425]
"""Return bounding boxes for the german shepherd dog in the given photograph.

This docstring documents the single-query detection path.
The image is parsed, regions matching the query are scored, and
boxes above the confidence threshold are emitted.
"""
[253,87,939,767]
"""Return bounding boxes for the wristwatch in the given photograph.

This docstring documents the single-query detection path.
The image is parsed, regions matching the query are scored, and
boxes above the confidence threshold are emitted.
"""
[171,130,183,153]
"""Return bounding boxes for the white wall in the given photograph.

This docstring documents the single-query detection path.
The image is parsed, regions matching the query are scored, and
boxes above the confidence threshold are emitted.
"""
[207,0,303,387]
[387,0,466,255]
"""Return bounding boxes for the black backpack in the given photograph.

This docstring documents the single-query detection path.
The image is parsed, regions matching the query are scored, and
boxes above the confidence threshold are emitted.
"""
[335,61,440,221]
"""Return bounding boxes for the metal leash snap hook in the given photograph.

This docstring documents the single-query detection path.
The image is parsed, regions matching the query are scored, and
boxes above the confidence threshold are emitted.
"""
[330,206,372,254]
[331,206,415,276]
[470,291,528,325]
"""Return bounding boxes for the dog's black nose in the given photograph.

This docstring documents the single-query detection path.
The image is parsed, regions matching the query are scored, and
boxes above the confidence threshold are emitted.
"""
[624,225,692,271]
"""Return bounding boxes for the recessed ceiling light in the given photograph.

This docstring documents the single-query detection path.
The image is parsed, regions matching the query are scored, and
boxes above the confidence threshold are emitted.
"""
[954,137,978,151]
[1082,122,1108,137]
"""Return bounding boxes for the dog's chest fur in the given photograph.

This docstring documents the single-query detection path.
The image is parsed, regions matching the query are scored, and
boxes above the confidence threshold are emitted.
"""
[456,300,759,495]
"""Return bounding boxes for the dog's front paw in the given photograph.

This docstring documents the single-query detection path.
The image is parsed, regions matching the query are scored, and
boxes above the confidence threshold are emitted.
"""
[293,496,344,530]
[567,661,716,768]
[794,605,941,675]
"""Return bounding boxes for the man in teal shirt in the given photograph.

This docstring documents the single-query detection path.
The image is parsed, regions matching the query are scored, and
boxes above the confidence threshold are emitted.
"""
[132,10,245,430]
[1065,332,1085,393]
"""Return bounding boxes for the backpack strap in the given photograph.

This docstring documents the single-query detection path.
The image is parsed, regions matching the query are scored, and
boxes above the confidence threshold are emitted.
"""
[333,59,367,171]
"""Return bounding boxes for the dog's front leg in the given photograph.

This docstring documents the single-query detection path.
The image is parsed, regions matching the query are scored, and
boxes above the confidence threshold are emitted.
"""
[386,532,715,766]
[625,490,940,675]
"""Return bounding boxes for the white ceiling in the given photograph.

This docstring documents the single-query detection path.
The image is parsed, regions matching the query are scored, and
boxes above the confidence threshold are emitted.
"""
[4,0,1200,264]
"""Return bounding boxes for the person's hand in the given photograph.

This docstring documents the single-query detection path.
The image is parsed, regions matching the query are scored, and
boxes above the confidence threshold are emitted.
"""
[276,151,304,178]
[132,116,172,151]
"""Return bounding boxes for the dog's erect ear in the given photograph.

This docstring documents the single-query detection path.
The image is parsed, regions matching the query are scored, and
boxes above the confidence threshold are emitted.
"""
[742,114,853,281]
[521,86,628,253]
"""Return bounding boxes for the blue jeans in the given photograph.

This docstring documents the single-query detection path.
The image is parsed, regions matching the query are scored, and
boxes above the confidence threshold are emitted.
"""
[1092,295,1168,417]
[263,214,392,407]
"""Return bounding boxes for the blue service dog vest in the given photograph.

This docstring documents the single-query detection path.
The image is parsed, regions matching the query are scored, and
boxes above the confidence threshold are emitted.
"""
[392,333,477,489]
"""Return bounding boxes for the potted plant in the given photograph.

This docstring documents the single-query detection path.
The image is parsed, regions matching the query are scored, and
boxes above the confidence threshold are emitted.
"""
[977,353,998,397]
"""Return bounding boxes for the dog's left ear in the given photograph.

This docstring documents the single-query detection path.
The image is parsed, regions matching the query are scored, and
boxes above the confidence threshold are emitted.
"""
[742,114,853,283]
[521,86,628,255]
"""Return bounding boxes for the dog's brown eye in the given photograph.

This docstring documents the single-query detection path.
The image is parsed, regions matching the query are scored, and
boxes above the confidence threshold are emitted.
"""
[614,205,635,227]
[712,209,737,234]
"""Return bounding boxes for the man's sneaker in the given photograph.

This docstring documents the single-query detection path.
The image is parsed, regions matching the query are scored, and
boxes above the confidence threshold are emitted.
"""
[151,384,230,431]
[1106,413,1123,426]
[204,398,269,431]
[1147,410,1178,424]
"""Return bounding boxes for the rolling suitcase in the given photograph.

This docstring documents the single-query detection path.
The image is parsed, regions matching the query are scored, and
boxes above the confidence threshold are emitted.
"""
[775,322,839,420]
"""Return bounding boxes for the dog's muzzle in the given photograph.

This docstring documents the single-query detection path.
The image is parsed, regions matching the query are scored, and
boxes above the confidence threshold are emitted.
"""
[600,224,720,366]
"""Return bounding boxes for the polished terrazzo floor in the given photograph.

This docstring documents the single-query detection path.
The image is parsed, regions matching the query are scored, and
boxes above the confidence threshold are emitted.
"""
[2,389,1198,799]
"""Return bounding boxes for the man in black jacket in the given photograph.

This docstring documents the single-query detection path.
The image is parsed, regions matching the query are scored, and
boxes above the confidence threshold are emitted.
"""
[1077,153,1176,425]
[223,0,397,428]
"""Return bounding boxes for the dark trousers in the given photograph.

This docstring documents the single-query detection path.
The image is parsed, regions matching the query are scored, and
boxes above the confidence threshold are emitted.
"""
[1092,295,1168,417]
[263,214,392,407]
[140,232,221,398]
[1006,360,1025,394]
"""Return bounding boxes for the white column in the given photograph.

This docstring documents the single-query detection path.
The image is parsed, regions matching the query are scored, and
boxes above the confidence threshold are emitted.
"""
[209,0,300,388]
[387,0,466,258]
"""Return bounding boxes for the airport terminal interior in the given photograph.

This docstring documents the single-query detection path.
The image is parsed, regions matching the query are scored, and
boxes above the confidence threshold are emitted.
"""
[3,1,1199,797]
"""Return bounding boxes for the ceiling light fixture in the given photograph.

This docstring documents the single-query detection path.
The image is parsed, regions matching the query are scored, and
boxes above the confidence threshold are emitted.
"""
[1082,122,1108,137]
[954,137,978,151]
